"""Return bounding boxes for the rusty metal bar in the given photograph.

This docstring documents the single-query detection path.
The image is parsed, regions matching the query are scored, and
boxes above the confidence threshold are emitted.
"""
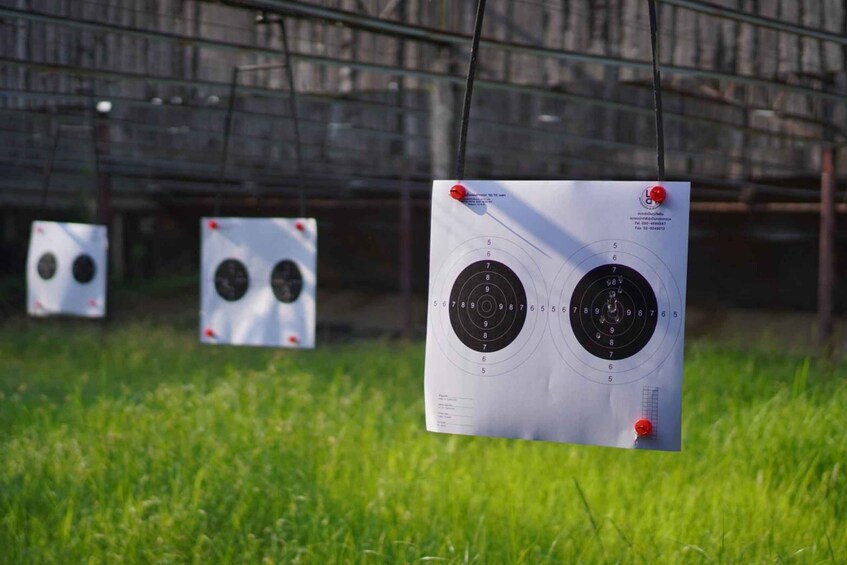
[691,201,847,213]
[818,147,836,349]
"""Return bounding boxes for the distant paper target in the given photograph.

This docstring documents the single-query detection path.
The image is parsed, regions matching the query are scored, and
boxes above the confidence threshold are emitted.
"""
[200,218,317,348]
[26,221,108,318]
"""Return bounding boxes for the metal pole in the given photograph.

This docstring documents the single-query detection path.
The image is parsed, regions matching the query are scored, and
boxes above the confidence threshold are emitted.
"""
[39,121,61,214]
[215,67,240,217]
[278,17,306,217]
[818,147,836,350]
[93,108,111,226]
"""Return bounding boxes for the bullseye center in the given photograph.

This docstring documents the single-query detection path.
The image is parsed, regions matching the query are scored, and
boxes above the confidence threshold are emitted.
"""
[605,299,625,323]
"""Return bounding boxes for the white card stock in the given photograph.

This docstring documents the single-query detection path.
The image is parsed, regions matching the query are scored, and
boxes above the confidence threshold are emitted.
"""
[200,217,317,348]
[27,221,108,318]
[425,181,690,450]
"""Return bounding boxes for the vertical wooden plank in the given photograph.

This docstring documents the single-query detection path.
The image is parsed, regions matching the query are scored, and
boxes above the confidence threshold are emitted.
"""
[818,146,836,350]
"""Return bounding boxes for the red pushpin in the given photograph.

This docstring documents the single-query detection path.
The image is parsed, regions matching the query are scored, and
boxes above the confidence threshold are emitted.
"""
[208,220,219,230]
[36,226,44,234]
[204,328,215,338]
[649,185,667,205]
[288,335,299,345]
[295,221,305,232]
[634,418,653,438]
[88,299,98,307]
[34,300,43,309]
[450,184,466,201]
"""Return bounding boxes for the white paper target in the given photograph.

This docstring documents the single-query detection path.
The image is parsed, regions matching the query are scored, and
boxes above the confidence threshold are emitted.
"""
[200,217,317,348]
[26,221,108,318]
[425,181,690,451]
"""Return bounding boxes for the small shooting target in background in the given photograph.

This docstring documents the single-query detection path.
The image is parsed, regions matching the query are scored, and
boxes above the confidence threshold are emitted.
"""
[200,218,317,348]
[26,221,108,318]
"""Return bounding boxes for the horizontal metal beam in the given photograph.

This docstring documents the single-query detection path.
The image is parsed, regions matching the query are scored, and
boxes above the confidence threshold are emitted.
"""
[0,124,821,200]
[2,101,813,178]
[691,201,847,213]
[1,56,835,149]
[0,102,424,146]
[4,4,846,118]
[661,0,847,46]
[232,0,847,103]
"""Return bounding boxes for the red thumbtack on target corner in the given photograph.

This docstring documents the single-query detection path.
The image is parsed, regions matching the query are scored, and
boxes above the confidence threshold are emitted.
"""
[649,185,667,205]
[288,335,299,345]
[295,221,305,232]
[634,418,653,437]
[450,184,466,201]
[207,220,219,230]
[204,328,215,338]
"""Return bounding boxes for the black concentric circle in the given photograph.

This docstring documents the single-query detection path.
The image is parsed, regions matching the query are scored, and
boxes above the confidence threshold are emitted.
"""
[270,259,303,303]
[72,254,97,284]
[37,252,57,280]
[214,259,249,301]
[569,264,657,360]
[449,260,527,352]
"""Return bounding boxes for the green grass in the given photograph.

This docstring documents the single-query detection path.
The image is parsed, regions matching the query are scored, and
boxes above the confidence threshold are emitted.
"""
[1,322,845,563]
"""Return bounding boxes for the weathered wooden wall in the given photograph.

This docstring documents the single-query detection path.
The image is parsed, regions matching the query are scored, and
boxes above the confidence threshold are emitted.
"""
[1,0,845,195]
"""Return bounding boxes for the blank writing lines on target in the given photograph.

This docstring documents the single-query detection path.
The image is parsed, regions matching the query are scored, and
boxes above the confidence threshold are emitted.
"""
[641,387,659,439]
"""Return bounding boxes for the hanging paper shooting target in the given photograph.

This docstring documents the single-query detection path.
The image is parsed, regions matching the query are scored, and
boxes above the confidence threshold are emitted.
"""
[425,180,690,451]
[26,221,108,318]
[200,217,317,348]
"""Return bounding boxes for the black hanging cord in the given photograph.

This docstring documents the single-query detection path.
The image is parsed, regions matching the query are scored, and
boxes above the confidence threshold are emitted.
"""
[455,0,488,181]
[90,101,105,225]
[647,0,665,181]
[215,17,307,218]
[39,107,102,221]
[278,17,307,218]
[39,122,62,215]
[214,66,239,217]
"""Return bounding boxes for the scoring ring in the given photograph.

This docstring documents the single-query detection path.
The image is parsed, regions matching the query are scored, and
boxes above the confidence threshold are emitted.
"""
[429,236,547,377]
[549,239,683,385]
[448,260,528,353]
[570,263,658,360]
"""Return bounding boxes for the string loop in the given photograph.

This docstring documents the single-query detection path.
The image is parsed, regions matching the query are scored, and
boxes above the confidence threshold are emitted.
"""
[215,18,306,218]
[647,0,666,182]
[455,0,488,182]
